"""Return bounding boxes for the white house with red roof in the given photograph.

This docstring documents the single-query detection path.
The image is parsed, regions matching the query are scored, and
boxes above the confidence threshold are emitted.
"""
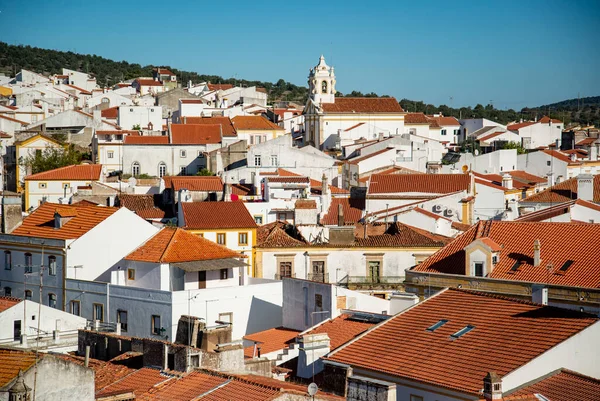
[132,78,165,96]
[62,68,97,92]
[517,149,575,185]
[303,55,406,150]
[13,134,64,193]
[459,117,506,143]
[508,116,564,149]
[93,130,140,173]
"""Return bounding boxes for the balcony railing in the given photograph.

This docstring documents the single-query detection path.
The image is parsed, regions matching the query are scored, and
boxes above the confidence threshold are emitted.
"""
[345,276,405,285]
[307,273,327,283]
[274,273,296,280]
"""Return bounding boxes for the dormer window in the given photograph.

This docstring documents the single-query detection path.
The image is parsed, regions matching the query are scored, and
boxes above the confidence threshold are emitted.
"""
[492,254,499,264]
[474,262,484,277]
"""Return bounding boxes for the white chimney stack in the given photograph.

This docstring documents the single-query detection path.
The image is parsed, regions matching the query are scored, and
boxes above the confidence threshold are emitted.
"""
[501,173,513,190]
[533,239,541,267]
[577,174,594,201]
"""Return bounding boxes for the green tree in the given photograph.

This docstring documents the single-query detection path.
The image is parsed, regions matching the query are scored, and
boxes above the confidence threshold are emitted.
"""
[196,168,215,176]
[132,124,141,130]
[24,146,82,174]
[500,141,526,154]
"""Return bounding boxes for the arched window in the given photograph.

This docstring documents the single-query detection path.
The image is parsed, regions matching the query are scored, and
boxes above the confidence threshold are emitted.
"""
[158,162,167,178]
[101,97,110,104]
[132,162,140,177]
[24,290,32,300]
[48,293,57,308]
[48,256,56,276]
[321,80,328,94]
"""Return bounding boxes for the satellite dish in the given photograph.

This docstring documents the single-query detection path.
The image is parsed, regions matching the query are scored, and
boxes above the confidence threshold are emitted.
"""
[474,149,480,156]
[308,383,318,396]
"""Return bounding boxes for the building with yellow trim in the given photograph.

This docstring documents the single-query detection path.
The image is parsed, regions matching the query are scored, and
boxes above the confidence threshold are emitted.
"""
[231,115,285,145]
[14,134,63,193]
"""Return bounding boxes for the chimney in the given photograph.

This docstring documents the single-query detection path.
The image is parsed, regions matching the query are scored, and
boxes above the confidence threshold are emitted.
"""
[533,239,541,267]
[84,345,90,367]
[576,174,593,201]
[337,203,344,226]
[297,333,331,379]
[482,372,502,401]
[253,172,262,199]
[547,172,553,187]
[163,344,169,370]
[590,144,598,161]
[501,173,513,190]
[532,285,548,305]
[321,174,329,195]
[2,195,23,233]
[54,210,75,229]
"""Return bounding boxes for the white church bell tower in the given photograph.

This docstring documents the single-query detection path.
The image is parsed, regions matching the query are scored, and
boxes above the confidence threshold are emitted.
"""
[308,55,336,105]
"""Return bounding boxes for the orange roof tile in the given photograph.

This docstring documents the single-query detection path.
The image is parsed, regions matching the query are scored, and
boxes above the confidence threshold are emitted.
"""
[243,327,301,358]
[344,122,365,131]
[139,370,227,400]
[181,116,236,137]
[427,115,460,126]
[13,202,117,240]
[96,368,172,398]
[170,124,222,144]
[275,169,348,194]
[295,199,317,209]
[305,313,380,350]
[118,194,157,212]
[136,79,163,87]
[0,349,38,387]
[55,353,135,392]
[321,197,365,226]
[268,176,310,183]
[25,164,102,181]
[541,149,581,165]
[256,221,307,248]
[179,99,204,104]
[321,97,403,113]
[181,202,257,230]
[521,175,600,204]
[414,220,600,288]
[327,288,599,396]
[508,368,600,401]
[538,116,562,124]
[368,173,470,194]
[232,115,283,131]
[124,135,169,145]
[101,106,119,119]
[207,83,234,91]
[163,176,223,192]
[125,227,242,263]
[95,130,139,136]
[0,296,21,313]
[155,68,175,76]
[65,84,92,95]
[478,131,506,143]
[354,222,451,247]
[508,121,536,131]
[404,112,430,124]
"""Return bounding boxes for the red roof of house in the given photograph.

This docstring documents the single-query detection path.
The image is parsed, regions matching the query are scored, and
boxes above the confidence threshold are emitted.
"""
[538,116,562,124]
[96,367,171,398]
[0,349,39,388]
[101,106,119,119]
[305,313,381,350]
[13,202,118,240]
[243,327,301,358]
[135,79,163,87]
[268,176,310,183]
[521,175,600,204]
[170,124,222,145]
[0,296,21,313]
[180,99,204,104]
[25,164,102,181]
[369,173,470,194]
[541,149,581,165]
[181,116,236,137]
[354,222,451,247]
[344,122,365,131]
[427,115,460,127]
[181,202,257,230]
[155,68,175,76]
[96,130,139,136]
[321,197,365,226]
[276,169,348,194]
[321,97,404,113]
[414,220,600,288]
[404,112,430,124]
[295,199,317,209]
[327,288,598,396]
[508,121,536,131]
[163,176,223,192]
[125,227,242,263]
[232,115,283,131]
[256,221,307,248]
[0,131,12,139]
[507,368,600,401]
[207,83,234,91]
[478,131,506,143]
[124,136,169,145]
[65,84,92,95]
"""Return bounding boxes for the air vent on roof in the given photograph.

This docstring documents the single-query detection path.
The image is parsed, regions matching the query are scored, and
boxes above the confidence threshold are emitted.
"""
[450,325,475,339]
[426,319,448,332]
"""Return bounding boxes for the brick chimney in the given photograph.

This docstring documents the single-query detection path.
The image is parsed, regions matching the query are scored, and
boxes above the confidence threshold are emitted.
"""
[483,372,502,400]
[533,239,541,267]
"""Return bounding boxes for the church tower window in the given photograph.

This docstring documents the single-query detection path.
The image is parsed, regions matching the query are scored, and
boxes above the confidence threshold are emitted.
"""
[322,80,328,94]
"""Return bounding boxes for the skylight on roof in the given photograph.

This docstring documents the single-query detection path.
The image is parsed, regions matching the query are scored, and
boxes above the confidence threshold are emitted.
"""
[450,325,475,339]
[558,260,574,272]
[426,319,448,332]
[510,261,524,272]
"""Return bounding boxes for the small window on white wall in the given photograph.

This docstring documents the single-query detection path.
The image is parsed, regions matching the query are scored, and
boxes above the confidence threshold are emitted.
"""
[132,162,140,176]
[180,150,187,158]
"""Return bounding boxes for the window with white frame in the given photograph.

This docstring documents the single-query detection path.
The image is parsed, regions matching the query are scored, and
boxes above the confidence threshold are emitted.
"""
[132,162,140,176]
[158,162,167,178]
[48,256,56,276]
[107,150,114,159]
[441,129,447,136]
[271,155,278,166]
[93,303,104,322]
[24,253,32,274]
[180,150,187,158]
[254,155,261,166]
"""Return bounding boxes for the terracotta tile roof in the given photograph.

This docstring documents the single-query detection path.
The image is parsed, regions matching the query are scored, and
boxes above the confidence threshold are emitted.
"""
[576,137,597,146]
[478,131,506,143]
[179,99,204,104]
[13,202,118,240]
[96,368,172,398]
[508,368,600,401]
[118,194,165,219]
[25,164,102,181]
[0,296,20,312]
[125,227,242,263]
[243,327,301,358]
[170,124,222,144]
[0,131,12,139]
[427,115,460,126]
[321,197,365,225]
[124,135,169,145]
[135,79,163,87]
[413,207,450,221]
[101,106,119,119]
[541,149,581,165]
[305,313,379,350]
[354,222,451,247]
[65,84,92,95]
[200,377,280,401]
[135,208,166,219]
[344,122,365,131]
[508,121,536,131]
[327,288,599,396]
[231,183,253,196]
[139,370,227,400]
[207,83,234,91]
[95,130,139,136]
[521,175,600,204]
[276,169,348,194]
[404,112,430,124]
[0,349,38,387]
[155,68,175,76]
[181,116,236,137]
[295,199,317,209]
[508,170,547,185]
[181,202,257,230]
[358,166,421,183]
[451,221,472,232]
[413,220,600,288]
[268,176,310,183]
[256,221,307,248]
[368,173,470,194]
[538,116,562,124]
[55,354,134,392]
[347,147,394,165]
[163,176,223,192]
[321,97,404,113]
[232,115,283,131]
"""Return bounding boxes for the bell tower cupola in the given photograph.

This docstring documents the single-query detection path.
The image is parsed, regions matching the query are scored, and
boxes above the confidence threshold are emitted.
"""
[308,55,336,105]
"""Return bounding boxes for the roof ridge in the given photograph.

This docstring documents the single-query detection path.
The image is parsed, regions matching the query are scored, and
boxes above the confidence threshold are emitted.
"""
[158,228,179,263]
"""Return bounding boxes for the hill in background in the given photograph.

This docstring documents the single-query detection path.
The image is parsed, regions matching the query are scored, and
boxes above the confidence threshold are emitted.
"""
[0,42,598,126]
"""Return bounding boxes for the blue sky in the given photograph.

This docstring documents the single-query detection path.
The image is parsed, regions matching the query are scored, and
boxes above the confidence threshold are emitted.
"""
[1,0,599,109]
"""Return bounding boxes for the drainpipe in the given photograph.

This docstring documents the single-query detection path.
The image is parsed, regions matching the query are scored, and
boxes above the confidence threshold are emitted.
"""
[106,283,110,324]
[62,249,67,311]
